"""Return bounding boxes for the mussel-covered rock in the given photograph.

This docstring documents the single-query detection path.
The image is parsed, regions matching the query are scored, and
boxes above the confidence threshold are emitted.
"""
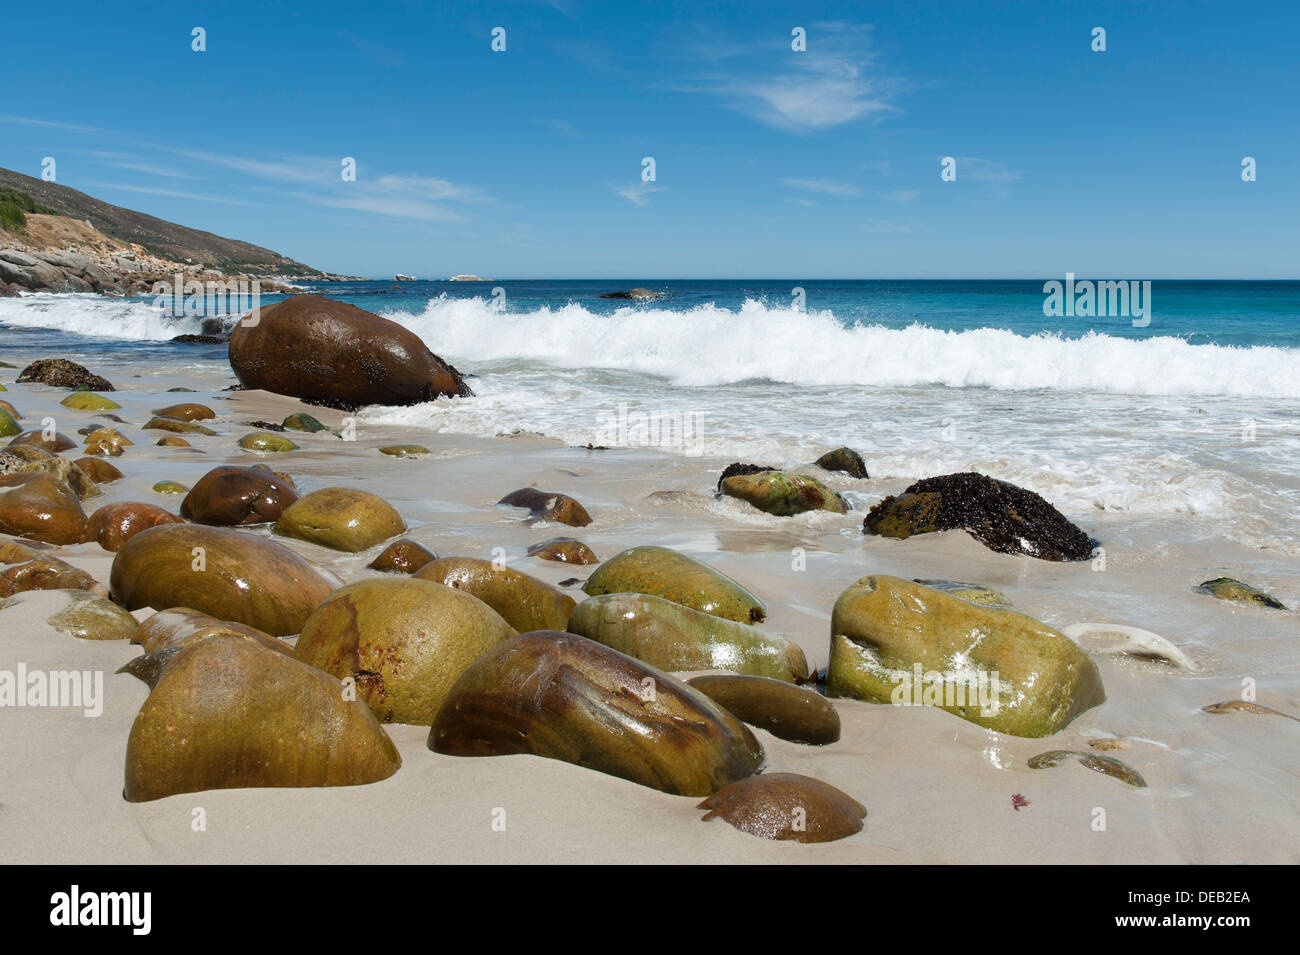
[274,487,406,552]
[687,674,839,744]
[498,487,592,527]
[110,524,336,636]
[698,773,865,843]
[583,545,766,623]
[81,501,184,552]
[863,472,1095,561]
[827,575,1105,738]
[294,577,515,724]
[430,631,765,796]
[367,538,437,574]
[0,473,88,544]
[414,557,576,633]
[1194,577,1286,610]
[180,465,299,526]
[568,593,806,681]
[0,448,99,500]
[16,359,114,392]
[124,634,401,802]
[228,294,472,408]
[720,469,848,516]
[527,537,598,564]
[815,447,868,479]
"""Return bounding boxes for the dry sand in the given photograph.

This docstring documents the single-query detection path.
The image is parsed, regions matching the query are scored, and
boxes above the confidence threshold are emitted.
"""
[1,375,1297,864]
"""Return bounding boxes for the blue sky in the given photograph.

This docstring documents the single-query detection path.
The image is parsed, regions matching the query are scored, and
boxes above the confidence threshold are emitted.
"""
[2,0,1296,278]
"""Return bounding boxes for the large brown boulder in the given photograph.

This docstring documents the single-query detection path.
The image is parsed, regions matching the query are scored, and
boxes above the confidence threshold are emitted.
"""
[228,295,472,409]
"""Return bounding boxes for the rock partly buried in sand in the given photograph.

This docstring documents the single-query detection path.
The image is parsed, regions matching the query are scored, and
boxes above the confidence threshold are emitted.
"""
[81,501,183,552]
[0,588,137,640]
[1201,700,1300,721]
[720,469,848,516]
[414,557,576,633]
[687,675,840,744]
[60,392,121,412]
[134,606,292,656]
[863,472,1096,561]
[0,408,20,439]
[274,487,406,553]
[9,430,77,453]
[598,288,663,300]
[0,473,88,544]
[180,465,298,526]
[152,481,187,495]
[110,524,336,636]
[368,539,437,574]
[815,447,869,479]
[913,579,1011,607]
[583,545,766,624]
[282,413,326,433]
[228,294,473,409]
[527,537,598,565]
[698,773,865,843]
[238,431,298,453]
[1194,577,1286,610]
[0,556,104,597]
[569,593,806,681]
[152,402,215,422]
[497,487,592,527]
[430,631,765,796]
[1027,750,1147,788]
[294,577,515,725]
[17,359,114,392]
[76,457,122,484]
[124,634,401,802]
[378,445,430,457]
[144,416,216,436]
[156,437,190,448]
[827,575,1105,738]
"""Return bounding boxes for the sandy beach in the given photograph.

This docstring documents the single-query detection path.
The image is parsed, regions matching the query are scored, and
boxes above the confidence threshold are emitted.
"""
[3,361,1296,865]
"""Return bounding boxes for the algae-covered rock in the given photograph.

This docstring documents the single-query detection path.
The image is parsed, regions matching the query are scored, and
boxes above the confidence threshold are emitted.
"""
[0,556,104,597]
[687,674,839,744]
[152,480,188,495]
[527,537,598,565]
[568,592,806,681]
[863,472,1095,561]
[238,431,298,453]
[124,634,401,802]
[1,449,100,501]
[583,545,766,624]
[367,538,437,574]
[110,524,336,636]
[827,575,1104,738]
[413,557,575,632]
[430,631,765,796]
[294,577,516,725]
[274,487,406,552]
[282,413,326,433]
[698,773,865,843]
[60,392,121,411]
[815,447,868,479]
[720,469,848,516]
[498,487,592,527]
[1195,577,1286,610]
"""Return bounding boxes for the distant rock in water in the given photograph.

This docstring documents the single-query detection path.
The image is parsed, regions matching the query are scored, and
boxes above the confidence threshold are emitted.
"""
[16,359,114,392]
[449,274,489,282]
[171,334,225,344]
[863,471,1095,561]
[228,294,472,409]
[599,288,663,300]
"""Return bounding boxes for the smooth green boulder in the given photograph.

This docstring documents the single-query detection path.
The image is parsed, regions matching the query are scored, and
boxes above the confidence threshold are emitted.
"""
[0,409,22,438]
[414,557,575,632]
[378,445,430,457]
[1195,577,1286,610]
[274,487,405,552]
[720,470,848,516]
[60,392,121,411]
[827,575,1105,738]
[568,592,807,681]
[238,431,298,453]
[583,545,766,623]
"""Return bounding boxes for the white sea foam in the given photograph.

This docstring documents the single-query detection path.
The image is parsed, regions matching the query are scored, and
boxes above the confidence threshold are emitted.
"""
[0,293,208,341]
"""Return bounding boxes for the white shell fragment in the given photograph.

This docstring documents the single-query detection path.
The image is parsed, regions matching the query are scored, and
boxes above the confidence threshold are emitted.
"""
[1062,622,1196,671]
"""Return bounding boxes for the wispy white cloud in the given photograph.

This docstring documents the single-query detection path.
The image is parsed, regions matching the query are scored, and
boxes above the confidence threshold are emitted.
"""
[86,182,256,206]
[879,189,918,203]
[676,23,899,133]
[0,114,107,134]
[616,182,666,206]
[783,176,862,197]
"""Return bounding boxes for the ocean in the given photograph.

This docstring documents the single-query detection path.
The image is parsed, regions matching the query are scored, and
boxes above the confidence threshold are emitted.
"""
[2,279,1298,554]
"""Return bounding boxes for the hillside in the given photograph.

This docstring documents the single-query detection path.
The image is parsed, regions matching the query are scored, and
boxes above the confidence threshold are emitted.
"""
[0,166,320,277]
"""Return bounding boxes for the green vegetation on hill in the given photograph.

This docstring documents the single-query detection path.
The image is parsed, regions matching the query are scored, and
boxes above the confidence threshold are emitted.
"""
[0,186,58,234]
